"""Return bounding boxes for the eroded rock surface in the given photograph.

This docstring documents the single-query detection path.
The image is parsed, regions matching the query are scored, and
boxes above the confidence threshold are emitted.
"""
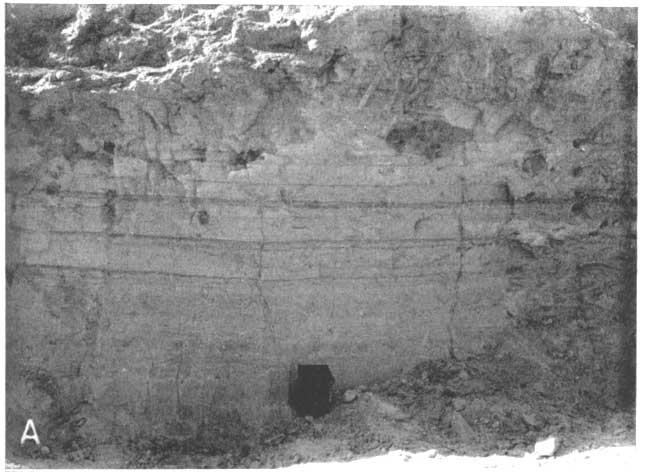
[5,5,636,460]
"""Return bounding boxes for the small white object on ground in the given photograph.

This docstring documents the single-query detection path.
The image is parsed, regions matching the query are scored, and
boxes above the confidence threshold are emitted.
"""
[343,389,359,403]
[534,436,559,457]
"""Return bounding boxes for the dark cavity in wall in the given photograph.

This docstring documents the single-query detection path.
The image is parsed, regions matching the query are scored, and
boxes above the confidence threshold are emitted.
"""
[385,120,472,160]
[6,266,15,287]
[45,181,61,195]
[571,165,583,177]
[63,141,114,168]
[498,181,515,206]
[103,189,118,227]
[197,210,209,225]
[289,365,335,418]
[230,149,264,170]
[570,189,591,217]
[103,140,115,154]
[192,146,207,162]
[521,149,547,176]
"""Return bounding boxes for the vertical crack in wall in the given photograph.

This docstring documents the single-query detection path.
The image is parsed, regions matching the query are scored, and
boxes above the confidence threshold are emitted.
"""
[255,200,275,361]
[500,181,515,223]
[175,361,182,421]
[574,259,585,323]
[145,360,153,425]
[448,175,466,359]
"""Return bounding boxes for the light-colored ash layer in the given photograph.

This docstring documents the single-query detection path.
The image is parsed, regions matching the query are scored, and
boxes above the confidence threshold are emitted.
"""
[5,4,636,459]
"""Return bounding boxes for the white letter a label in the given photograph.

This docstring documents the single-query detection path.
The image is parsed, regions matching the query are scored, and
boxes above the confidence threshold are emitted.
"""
[21,419,40,445]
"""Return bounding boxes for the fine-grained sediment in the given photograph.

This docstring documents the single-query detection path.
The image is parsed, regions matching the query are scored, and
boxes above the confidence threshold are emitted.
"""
[5,4,636,455]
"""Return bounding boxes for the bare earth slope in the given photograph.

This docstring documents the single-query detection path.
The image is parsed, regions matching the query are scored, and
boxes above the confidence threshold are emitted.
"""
[5,5,636,467]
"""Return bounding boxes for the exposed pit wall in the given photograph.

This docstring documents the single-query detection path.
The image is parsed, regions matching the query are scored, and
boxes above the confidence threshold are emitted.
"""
[5,5,636,445]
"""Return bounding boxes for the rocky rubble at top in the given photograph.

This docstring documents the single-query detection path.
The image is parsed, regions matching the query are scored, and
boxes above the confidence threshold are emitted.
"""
[6,6,636,199]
